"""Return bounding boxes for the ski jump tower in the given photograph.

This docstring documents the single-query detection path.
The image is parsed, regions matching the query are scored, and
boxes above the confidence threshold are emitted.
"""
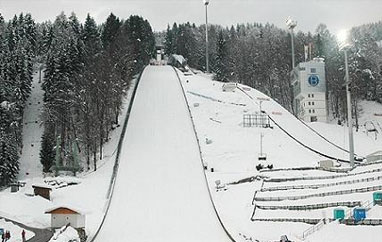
[291,57,327,122]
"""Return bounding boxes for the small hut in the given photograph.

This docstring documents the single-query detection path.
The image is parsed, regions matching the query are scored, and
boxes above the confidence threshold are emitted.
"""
[32,184,52,200]
[45,206,85,229]
[319,160,334,169]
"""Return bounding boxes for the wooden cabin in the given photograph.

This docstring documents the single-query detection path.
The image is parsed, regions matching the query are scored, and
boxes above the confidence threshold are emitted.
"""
[32,184,52,200]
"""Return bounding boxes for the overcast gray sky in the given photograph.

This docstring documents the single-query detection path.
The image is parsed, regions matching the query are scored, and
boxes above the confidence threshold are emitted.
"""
[1,0,381,34]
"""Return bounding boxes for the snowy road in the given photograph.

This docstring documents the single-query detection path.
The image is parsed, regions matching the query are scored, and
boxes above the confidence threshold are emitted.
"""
[95,66,232,242]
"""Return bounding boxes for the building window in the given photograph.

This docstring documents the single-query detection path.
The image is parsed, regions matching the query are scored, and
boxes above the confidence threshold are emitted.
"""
[312,94,314,98]
[311,68,316,73]
[312,101,315,105]
[309,109,311,113]
[312,109,315,113]
[308,102,311,105]
[308,94,310,98]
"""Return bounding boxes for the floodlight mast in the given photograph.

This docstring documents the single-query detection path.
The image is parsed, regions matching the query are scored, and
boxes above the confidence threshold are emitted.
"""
[204,0,210,73]
[286,17,297,69]
[337,29,355,167]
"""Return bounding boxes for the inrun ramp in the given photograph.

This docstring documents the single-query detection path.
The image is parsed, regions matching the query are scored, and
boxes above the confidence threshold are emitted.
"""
[95,66,232,242]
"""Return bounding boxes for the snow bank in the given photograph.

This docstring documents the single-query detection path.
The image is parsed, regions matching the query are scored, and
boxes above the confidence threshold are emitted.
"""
[177,69,382,242]
[0,219,34,242]
[49,226,80,242]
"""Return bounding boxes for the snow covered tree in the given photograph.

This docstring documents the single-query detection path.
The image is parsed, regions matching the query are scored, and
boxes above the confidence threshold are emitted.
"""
[40,130,55,172]
[164,24,174,55]
[0,106,19,186]
[0,13,37,183]
[83,14,102,57]
[215,30,229,82]
[101,13,121,49]
[39,12,155,172]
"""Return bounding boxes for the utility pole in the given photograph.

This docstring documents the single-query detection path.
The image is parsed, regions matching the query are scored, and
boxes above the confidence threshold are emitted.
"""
[338,29,355,167]
[286,17,297,69]
[344,49,355,167]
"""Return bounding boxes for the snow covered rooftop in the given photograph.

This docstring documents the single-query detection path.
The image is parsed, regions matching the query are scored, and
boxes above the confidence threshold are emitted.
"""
[45,205,86,215]
[32,183,53,190]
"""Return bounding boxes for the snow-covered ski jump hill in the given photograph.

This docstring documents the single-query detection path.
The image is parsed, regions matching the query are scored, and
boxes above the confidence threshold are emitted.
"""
[94,66,233,242]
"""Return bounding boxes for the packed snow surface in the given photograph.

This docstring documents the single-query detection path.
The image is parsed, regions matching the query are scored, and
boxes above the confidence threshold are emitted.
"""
[48,226,80,242]
[94,66,231,242]
[0,219,34,242]
[2,64,382,242]
[177,70,382,242]
[18,68,44,179]
[0,73,138,238]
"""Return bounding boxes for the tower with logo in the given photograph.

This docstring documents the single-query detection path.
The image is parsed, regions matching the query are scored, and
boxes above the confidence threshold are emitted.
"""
[291,58,327,122]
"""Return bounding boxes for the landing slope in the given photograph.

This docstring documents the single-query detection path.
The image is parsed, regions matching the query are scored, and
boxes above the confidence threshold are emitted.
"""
[95,66,231,242]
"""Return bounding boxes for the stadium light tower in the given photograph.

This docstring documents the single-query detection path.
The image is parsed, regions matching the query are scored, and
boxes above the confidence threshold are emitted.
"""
[204,0,210,73]
[286,17,297,69]
[337,29,355,167]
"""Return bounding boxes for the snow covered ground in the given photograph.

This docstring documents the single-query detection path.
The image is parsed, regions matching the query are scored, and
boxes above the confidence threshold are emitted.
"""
[0,72,138,239]
[95,66,231,242]
[1,64,382,242]
[48,226,80,242]
[18,67,44,179]
[0,219,34,242]
[177,69,382,242]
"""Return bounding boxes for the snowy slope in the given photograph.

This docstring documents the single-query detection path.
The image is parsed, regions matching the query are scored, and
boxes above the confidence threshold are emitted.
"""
[18,67,44,178]
[176,71,382,242]
[0,77,138,238]
[95,66,232,242]
[179,72,382,173]
[239,86,353,162]
[0,219,34,242]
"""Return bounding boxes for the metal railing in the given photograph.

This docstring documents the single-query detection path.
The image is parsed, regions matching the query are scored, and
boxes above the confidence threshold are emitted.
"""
[251,217,382,226]
[261,175,382,192]
[265,167,382,183]
[302,218,326,239]
[255,201,361,211]
[255,185,382,202]
[251,218,322,224]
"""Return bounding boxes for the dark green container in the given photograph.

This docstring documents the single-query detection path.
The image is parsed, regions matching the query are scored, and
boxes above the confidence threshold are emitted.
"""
[333,208,345,220]
[373,192,382,205]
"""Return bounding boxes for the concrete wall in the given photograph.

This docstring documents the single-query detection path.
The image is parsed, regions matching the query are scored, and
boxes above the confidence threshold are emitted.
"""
[299,92,327,122]
[74,214,86,228]
[51,214,85,229]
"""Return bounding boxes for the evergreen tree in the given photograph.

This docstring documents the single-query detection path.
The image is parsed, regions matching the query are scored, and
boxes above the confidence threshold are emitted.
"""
[40,130,55,172]
[215,30,229,82]
[0,106,19,186]
[83,14,102,56]
[164,24,173,55]
[101,13,121,49]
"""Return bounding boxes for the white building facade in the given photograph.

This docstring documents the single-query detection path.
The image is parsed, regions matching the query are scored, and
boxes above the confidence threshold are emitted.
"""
[291,58,327,122]
[46,207,85,229]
